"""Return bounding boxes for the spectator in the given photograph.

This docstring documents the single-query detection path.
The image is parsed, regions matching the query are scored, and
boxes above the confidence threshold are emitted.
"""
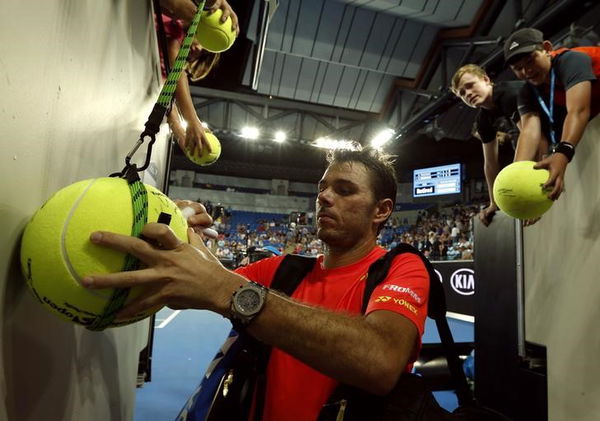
[505,27,600,201]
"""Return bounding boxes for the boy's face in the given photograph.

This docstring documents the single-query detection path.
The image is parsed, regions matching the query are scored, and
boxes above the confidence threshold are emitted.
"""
[454,73,493,108]
[509,49,552,85]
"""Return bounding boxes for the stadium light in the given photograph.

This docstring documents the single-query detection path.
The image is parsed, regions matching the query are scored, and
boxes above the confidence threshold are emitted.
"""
[370,128,395,149]
[240,126,260,139]
[314,137,359,150]
[273,130,286,143]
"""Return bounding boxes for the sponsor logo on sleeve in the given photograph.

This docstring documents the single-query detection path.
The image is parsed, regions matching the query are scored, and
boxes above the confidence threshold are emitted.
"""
[450,268,475,296]
[381,285,423,303]
[374,296,418,314]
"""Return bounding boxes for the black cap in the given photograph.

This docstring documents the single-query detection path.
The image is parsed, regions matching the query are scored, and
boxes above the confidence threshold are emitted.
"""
[504,28,544,63]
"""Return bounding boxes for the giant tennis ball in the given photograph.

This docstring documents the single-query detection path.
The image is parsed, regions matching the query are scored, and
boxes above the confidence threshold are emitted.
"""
[184,131,221,166]
[195,8,237,53]
[493,161,553,220]
[20,178,189,329]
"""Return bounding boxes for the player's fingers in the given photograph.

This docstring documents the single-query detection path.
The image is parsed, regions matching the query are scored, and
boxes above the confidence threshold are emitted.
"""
[89,231,158,263]
[141,223,184,250]
[81,267,161,289]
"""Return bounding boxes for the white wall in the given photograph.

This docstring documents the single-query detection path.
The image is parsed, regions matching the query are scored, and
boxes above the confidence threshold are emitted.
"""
[523,116,600,420]
[0,1,168,420]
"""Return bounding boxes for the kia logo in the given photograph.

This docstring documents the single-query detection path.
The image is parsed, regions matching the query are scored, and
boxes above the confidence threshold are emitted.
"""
[434,269,443,283]
[450,268,475,296]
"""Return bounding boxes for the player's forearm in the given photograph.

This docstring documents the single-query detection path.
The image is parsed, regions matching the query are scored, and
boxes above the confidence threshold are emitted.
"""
[246,292,408,395]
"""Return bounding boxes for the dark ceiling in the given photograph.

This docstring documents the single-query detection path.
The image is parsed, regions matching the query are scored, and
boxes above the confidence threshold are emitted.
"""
[176,0,600,184]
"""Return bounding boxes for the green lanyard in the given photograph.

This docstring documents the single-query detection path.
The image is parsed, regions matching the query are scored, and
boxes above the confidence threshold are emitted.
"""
[90,3,207,331]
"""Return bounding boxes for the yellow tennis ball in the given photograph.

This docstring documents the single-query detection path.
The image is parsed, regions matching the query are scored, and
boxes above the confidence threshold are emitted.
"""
[493,161,553,220]
[20,178,189,329]
[195,8,237,53]
[184,131,221,166]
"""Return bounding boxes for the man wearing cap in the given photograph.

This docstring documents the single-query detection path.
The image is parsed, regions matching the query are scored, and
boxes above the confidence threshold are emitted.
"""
[504,27,600,200]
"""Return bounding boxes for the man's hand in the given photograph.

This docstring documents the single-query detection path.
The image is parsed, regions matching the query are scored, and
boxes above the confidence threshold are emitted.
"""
[81,224,242,319]
[534,153,569,200]
[478,203,498,226]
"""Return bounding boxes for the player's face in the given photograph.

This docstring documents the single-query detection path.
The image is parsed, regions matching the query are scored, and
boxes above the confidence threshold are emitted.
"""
[509,50,552,86]
[455,73,493,108]
[316,162,380,248]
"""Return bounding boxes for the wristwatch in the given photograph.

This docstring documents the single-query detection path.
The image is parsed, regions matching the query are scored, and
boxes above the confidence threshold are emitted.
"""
[230,282,268,329]
[552,141,575,162]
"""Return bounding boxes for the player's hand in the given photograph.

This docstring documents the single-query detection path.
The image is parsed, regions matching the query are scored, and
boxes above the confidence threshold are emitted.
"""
[207,0,239,34]
[478,203,498,226]
[534,153,568,201]
[82,224,240,318]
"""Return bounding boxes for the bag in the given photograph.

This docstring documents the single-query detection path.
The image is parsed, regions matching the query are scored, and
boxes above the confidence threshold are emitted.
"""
[316,244,513,421]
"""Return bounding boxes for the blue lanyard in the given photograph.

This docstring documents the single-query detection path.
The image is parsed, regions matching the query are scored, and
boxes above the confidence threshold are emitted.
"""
[533,67,556,144]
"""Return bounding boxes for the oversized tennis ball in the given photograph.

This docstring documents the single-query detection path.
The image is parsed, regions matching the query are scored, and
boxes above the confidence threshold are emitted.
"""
[184,131,221,166]
[493,161,553,220]
[195,8,237,53]
[20,178,189,329]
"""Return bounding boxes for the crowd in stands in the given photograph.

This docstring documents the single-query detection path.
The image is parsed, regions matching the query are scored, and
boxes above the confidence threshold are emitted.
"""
[202,200,480,267]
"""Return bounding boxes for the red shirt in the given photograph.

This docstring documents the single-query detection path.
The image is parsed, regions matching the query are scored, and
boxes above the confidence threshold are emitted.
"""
[235,246,429,421]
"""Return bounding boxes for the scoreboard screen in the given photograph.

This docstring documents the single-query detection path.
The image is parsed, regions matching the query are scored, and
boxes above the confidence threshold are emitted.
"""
[413,163,462,198]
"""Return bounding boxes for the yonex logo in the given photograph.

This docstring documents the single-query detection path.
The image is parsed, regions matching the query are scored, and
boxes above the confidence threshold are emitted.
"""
[450,268,475,296]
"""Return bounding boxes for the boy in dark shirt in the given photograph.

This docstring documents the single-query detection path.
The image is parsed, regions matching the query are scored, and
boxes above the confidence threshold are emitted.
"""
[451,64,525,225]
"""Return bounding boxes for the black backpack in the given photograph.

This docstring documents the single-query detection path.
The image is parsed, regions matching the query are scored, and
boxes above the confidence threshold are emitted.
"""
[188,244,512,421]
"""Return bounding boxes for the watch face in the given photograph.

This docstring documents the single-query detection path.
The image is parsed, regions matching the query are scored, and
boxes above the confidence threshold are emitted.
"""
[236,289,262,315]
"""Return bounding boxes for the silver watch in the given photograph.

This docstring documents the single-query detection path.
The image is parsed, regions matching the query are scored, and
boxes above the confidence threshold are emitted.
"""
[230,281,267,327]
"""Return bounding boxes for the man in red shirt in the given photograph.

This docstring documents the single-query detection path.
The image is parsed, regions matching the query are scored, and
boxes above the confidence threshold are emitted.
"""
[82,146,430,420]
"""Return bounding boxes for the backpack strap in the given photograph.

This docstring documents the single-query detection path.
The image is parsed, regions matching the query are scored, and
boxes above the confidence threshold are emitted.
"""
[363,243,473,407]
[252,254,317,421]
[270,254,317,295]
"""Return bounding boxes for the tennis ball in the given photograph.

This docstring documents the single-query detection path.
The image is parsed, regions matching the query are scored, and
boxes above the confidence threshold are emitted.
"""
[493,161,553,220]
[184,131,221,166]
[20,178,188,329]
[195,8,237,53]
